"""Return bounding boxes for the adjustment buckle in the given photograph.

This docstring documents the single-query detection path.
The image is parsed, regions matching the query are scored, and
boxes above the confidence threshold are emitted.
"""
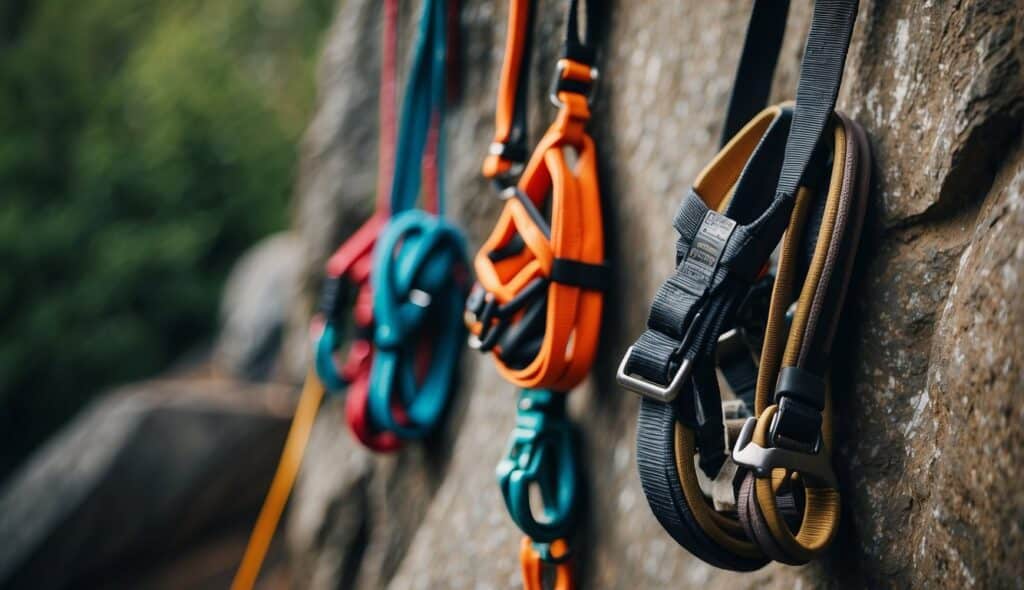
[317,275,354,324]
[488,142,526,184]
[731,417,837,488]
[616,345,693,403]
[548,59,599,108]
[769,397,823,454]
[466,278,547,352]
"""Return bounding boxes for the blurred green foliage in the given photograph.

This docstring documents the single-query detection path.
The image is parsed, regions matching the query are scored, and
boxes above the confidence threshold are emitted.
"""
[0,0,336,478]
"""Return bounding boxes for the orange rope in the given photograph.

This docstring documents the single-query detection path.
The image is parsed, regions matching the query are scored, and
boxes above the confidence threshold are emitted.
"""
[231,370,326,590]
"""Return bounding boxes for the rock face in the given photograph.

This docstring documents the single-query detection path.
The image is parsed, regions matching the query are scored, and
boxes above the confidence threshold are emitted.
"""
[215,232,305,381]
[285,1,1024,588]
[0,379,295,590]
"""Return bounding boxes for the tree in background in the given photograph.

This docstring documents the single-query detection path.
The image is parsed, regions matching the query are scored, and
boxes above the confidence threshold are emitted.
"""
[0,0,336,479]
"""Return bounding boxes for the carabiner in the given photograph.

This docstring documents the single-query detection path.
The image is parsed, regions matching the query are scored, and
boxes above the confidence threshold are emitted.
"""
[497,389,578,543]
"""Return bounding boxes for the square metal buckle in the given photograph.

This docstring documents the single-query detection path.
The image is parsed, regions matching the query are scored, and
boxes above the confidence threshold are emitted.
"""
[548,59,599,108]
[616,345,693,403]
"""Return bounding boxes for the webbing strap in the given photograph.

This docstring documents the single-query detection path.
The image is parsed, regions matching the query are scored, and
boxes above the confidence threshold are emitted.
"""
[367,0,468,441]
[619,0,859,414]
[719,0,790,147]
[775,0,859,201]
[631,108,793,570]
[476,4,597,588]
[733,111,870,564]
[483,0,536,180]
[635,108,869,570]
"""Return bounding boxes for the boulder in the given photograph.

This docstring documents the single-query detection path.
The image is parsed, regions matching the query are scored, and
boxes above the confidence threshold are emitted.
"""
[214,232,305,382]
[0,379,295,589]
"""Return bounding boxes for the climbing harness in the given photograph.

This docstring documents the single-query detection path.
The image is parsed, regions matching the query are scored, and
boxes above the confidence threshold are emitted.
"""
[617,0,868,570]
[365,0,468,442]
[466,0,607,393]
[473,1,603,587]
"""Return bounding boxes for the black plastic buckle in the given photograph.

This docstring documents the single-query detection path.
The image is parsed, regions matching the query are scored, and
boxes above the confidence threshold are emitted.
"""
[318,275,353,324]
[487,142,527,187]
[466,278,548,352]
[768,397,823,454]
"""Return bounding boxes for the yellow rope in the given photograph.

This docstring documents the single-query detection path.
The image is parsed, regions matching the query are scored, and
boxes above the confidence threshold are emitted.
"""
[232,369,326,590]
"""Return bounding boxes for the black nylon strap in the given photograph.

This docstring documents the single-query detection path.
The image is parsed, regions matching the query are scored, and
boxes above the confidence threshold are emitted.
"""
[775,0,859,200]
[550,258,609,291]
[636,398,769,571]
[719,349,759,409]
[625,0,860,390]
[563,0,600,65]
[503,0,536,170]
[720,0,791,147]
[624,111,794,387]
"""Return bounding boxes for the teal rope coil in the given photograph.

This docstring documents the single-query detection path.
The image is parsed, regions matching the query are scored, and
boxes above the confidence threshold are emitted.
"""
[367,0,468,440]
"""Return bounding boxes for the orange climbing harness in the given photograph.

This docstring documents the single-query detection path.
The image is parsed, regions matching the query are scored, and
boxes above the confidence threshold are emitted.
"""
[466,0,607,392]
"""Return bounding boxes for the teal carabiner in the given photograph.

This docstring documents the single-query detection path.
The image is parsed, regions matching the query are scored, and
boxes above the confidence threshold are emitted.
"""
[496,389,578,544]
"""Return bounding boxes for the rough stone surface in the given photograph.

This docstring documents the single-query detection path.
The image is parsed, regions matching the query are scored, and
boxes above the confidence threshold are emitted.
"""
[215,232,305,381]
[0,379,295,590]
[283,1,1024,588]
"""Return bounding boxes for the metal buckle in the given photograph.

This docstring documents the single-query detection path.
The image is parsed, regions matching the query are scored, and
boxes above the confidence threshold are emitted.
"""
[488,142,526,182]
[467,277,547,352]
[616,346,693,403]
[466,292,500,350]
[548,59,599,108]
[408,288,432,308]
[499,185,520,201]
[731,418,838,488]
